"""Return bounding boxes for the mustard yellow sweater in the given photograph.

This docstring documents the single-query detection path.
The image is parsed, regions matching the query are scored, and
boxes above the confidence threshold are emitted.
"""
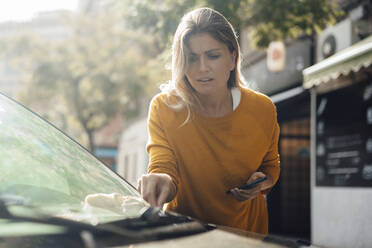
[146,86,280,234]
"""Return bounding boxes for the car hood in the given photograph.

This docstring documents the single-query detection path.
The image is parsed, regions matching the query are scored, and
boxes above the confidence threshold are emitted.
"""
[113,228,287,248]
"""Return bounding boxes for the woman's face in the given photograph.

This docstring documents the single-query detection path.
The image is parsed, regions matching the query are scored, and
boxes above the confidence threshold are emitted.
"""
[184,32,236,97]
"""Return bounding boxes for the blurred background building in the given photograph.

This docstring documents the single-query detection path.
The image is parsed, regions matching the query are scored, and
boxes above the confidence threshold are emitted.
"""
[117,118,148,186]
[242,1,372,247]
[303,1,372,246]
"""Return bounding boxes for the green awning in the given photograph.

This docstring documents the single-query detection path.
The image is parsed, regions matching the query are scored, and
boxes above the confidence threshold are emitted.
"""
[303,35,372,89]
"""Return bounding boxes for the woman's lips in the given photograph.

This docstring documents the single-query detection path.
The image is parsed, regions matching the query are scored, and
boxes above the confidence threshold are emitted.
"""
[197,78,213,82]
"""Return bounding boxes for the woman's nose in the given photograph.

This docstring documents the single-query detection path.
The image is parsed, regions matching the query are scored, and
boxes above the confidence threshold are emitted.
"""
[199,56,209,72]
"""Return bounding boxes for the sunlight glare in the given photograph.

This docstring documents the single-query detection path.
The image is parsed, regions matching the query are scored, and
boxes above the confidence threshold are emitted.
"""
[0,0,78,22]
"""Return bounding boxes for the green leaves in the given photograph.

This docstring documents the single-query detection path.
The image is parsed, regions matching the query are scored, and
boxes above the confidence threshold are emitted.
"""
[119,0,344,48]
[244,0,344,48]
[9,13,160,151]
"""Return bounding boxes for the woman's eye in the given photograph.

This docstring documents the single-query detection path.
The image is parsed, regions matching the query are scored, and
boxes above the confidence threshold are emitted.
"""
[208,54,220,59]
[188,56,198,63]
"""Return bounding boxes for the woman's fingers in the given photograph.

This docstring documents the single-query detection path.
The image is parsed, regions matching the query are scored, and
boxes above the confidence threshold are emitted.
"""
[137,173,176,207]
[229,172,268,202]
[246,172,266,184]
[246,172,273,192]
[238,189,260,199]
[230,188,261,202]
[156,175,176,207]
[230,189,246,201]
[137,177,142,193]
[140,175,157,206]
[157,185,171,207]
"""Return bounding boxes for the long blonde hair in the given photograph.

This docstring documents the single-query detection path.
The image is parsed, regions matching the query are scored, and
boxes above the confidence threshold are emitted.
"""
[161,7,245,120]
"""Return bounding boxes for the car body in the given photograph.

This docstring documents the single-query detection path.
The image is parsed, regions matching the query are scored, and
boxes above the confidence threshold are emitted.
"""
[0,93,311,248]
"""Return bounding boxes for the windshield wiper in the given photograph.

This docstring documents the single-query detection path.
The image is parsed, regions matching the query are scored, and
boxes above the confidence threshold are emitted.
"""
[0,198,11,218]
[0,197,208,247]
[0,193,29,205]
[98,206,209,242]
[0,193,31,218]
[0,195,140,235]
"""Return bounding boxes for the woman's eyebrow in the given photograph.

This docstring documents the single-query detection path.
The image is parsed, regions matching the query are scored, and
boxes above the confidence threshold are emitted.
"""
[205,48,222,53]
[189,48,222,56]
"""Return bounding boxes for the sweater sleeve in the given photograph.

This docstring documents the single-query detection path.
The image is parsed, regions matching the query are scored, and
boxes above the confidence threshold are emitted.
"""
[146,96,180,192]
[258,104,281,194]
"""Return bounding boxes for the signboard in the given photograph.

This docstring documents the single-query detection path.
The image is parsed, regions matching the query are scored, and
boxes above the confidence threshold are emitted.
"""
[242,39,311,95]
[267,41,286,72]
[316,79,372,186]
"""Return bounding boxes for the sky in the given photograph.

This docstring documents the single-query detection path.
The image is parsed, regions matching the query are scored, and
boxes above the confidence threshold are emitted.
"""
[0,0,78,22]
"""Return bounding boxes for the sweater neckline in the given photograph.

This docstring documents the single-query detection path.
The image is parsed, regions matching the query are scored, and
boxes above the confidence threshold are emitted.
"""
[192,86,250,123]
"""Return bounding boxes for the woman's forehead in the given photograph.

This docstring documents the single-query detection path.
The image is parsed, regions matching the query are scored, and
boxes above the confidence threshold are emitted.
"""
[185,32,228,55]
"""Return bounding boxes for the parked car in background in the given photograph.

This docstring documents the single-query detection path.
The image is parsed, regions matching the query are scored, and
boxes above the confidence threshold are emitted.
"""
[0,92,312,248]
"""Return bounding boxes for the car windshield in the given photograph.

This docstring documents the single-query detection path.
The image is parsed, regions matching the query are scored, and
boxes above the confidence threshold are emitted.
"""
[0,93,149,225]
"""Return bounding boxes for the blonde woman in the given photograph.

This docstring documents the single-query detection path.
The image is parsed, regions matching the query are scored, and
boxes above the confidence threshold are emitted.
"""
[138,7,280,234]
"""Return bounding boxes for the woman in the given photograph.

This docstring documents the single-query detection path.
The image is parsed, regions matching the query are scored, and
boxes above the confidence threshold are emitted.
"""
[138,7,280,234]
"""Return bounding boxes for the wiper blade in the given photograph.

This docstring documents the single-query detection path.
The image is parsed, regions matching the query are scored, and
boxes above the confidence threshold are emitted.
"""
[1,203,205,238]
[11,208,207,245]
[106,206,193,230]
[101,207,208,239]
[0,193,30,218]
[140,206,193,224]
[0,196,140,238]
[1,197,208,247]
[0,198,11,218]
[140,206,164,222]
[0,193,29,206]
[1,209,140,238]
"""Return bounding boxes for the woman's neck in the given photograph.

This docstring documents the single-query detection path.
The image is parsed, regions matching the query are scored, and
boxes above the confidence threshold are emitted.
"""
[195,88,233,117]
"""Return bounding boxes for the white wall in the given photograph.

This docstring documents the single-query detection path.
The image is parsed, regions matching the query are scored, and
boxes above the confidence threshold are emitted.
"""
[312,188,372,248]
[117,118,148,186]
[310,89,372,248]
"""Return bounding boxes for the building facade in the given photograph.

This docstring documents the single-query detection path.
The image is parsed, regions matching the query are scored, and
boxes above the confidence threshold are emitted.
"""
[117,118,148,186]
[303,23,372,248]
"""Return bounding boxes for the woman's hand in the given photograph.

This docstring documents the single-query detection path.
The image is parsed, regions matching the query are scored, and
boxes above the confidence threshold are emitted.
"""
[230,172,273,202]
[137,173,176,208]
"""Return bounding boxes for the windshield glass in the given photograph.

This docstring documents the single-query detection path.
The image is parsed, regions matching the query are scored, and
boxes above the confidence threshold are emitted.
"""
[0,94,148,224]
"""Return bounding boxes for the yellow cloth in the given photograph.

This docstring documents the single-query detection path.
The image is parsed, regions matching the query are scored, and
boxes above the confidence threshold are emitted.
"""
[146,86,280,234]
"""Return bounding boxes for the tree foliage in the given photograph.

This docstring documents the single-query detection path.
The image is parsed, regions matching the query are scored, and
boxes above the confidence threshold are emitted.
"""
[239,0,344,48]
[119,0,343,48]
[114,0,198,51]
[11,14,160,151]
[117,0,243,50]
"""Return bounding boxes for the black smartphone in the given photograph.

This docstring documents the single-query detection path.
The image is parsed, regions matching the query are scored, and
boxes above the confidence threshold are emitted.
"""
[226,177,267,194]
